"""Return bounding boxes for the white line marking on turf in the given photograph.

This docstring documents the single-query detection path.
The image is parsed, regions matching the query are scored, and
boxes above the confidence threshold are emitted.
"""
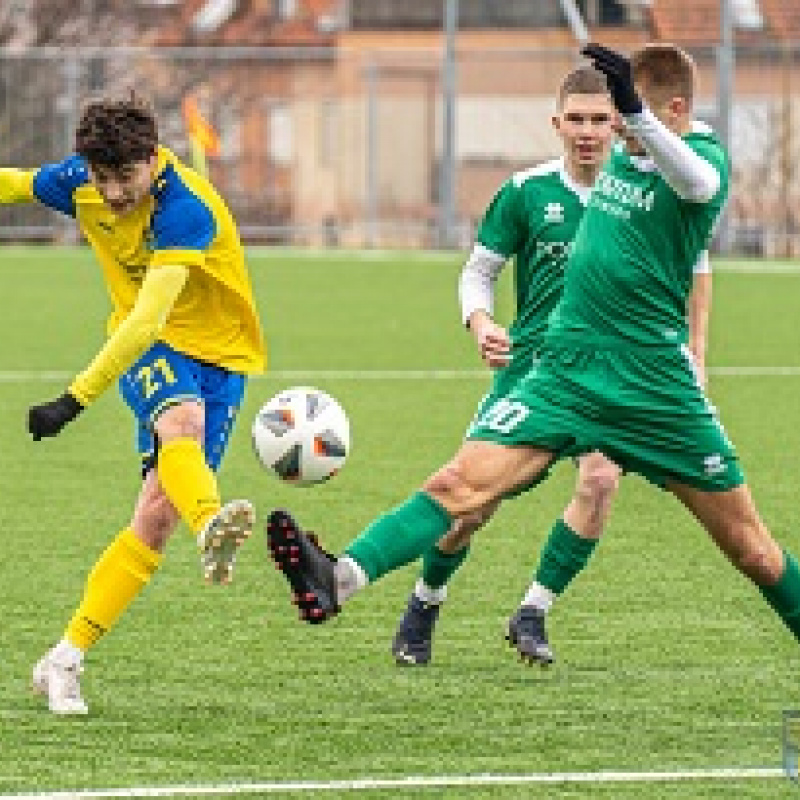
[0,371,73,382]
[0,768,785,798]
[712,263,800,274]
[2,367,800,383]
[246,246,460,262]
[712,366,800,375]
[3,246,800,272]
[244,249,800,272]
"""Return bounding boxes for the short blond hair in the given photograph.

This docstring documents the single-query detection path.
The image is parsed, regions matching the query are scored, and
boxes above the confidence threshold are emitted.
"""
[557,65,610,108]
[631,43,697,106]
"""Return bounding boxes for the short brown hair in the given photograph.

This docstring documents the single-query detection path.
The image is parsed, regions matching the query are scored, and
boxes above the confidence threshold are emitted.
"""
[557,65,610,108]
[631,43,696,106]
[75,90,158,168]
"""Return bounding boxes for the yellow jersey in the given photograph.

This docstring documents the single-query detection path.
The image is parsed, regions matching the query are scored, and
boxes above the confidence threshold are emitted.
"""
[29,146,264,374]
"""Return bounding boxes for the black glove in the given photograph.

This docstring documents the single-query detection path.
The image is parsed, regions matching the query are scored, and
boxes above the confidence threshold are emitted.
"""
[581,43,643,115]
[28,392,84,441]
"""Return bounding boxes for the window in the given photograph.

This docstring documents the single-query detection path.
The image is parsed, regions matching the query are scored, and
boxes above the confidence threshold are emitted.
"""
[732,0,763,30]
[277,0,297,20]
[319,99,336,169]
[268,102,293,166]
[577,0,628,27]
[218,100,241,162]
[349,0,565,29]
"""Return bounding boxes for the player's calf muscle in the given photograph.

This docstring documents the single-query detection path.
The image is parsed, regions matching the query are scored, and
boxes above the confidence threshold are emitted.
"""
[672,483,784,583]
[131,475,180,549]
[568,461,620,537]
[436,512,490,553]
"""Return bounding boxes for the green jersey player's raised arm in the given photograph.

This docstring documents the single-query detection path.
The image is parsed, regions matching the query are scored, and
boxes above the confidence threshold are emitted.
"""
[390,65,714,667]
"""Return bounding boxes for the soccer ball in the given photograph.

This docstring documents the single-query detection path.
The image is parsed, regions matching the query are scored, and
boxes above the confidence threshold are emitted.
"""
[251,386,350,486]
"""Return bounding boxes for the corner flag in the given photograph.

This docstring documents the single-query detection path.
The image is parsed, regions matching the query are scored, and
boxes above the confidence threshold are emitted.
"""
[182,96,221,178]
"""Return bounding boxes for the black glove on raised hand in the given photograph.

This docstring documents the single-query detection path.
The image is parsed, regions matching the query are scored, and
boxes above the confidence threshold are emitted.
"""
[28,392,84,441]
[581,43,643,115]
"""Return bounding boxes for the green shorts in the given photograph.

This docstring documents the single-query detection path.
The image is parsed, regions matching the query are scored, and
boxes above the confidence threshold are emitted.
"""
[466,341,554,498]
[470,340,539,422]
[467,340,744,492]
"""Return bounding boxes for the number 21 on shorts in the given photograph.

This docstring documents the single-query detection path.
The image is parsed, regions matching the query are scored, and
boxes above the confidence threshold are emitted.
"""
[136,357,177,400]
[477,398,530,434]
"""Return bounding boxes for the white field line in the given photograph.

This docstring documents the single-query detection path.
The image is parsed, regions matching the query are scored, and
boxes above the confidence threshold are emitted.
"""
[2,245,800,272]
[0,768,786,799]
[246,252,800,273]
[1,366,800,383]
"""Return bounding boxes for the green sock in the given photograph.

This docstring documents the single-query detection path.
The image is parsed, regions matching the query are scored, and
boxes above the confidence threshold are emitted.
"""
[421,543,471,590]
[345,491,453,582]
[534,518,598,595]
[759,550,800,642]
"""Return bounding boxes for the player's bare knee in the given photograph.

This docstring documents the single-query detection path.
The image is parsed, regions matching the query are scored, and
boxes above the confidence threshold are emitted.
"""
[425,463,496,516]
[423,463,470,507]
[155,401,205,444]
[736,544,775,583]
[725,521,782,583]
[578,461,621,503]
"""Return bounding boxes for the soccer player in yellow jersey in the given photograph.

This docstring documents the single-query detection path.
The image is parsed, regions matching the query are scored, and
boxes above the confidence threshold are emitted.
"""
[0,92,265,714]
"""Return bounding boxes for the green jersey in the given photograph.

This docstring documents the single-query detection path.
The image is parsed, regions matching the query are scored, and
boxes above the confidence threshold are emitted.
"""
[548,128,728,347]
[476,158,590,349]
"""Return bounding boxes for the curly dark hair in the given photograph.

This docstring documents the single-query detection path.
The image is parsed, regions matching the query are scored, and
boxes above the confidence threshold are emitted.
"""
[75,89,158,168]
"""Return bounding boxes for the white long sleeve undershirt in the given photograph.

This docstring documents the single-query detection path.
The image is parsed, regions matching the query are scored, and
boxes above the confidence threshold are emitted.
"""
[458,243,506,325]
[458,241,710,327]
[623,107,721,203]
[693,250,711,274]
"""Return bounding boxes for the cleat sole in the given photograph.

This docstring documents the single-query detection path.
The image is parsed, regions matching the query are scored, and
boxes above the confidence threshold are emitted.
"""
[200,500,254,585]
[266,509,338,624]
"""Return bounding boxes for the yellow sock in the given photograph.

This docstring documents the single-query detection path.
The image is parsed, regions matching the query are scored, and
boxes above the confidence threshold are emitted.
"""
[65,528,162,651]
[157,437,221,534]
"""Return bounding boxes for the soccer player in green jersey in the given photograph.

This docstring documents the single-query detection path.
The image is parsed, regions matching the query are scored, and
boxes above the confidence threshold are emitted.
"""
[267,43,800,662]
[388,66,712,666]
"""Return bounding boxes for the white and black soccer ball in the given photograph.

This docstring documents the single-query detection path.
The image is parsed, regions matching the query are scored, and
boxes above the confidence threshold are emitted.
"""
[251,386,350,486]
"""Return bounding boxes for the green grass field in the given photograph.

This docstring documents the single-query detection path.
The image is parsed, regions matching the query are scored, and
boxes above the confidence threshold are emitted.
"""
[1,247,800,798]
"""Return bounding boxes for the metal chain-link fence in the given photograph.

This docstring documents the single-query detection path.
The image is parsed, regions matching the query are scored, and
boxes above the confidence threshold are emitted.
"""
[0,44,797,254]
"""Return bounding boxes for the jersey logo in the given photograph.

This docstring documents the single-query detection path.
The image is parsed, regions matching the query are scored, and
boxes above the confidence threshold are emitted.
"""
[544,202,564,223]
[535,240,572,262]
[595,172,656,212]
[703,454,726,476]
[98,220,113,232]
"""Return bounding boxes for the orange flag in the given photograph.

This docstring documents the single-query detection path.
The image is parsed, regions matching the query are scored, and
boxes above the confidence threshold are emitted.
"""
[182,96,220,176]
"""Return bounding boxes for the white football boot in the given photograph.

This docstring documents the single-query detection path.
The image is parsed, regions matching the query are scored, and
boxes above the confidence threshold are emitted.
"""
[32,650,88,715]
[197,499,255,584]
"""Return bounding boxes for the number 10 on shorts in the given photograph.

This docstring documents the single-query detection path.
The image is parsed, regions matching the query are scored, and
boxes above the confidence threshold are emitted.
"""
[477,399,530,434]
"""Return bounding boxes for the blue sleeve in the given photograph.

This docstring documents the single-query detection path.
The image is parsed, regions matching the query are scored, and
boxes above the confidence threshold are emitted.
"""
[31,155,89,218]
[152,197,216,251]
